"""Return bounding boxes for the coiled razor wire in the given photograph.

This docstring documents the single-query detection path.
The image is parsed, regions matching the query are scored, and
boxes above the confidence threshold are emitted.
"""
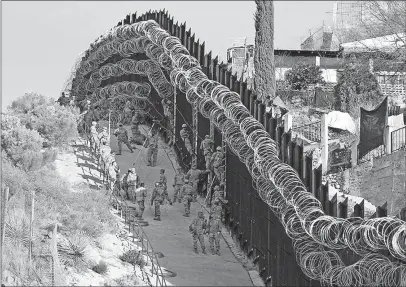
[68,20,406,286]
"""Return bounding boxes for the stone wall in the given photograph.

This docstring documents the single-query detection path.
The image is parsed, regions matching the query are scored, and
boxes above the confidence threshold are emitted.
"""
[340,150,406,215]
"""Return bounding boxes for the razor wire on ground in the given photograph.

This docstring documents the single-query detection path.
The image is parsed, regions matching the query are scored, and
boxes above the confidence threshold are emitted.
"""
[67,20,406,287]
[78,120,167,287]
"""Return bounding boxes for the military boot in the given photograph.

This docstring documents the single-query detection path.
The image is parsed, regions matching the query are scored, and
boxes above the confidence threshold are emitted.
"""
[194,248,198,254]
[211,249,216,255]
[202,248,207,255]
[153,216,161,221]
[216,250,220,256]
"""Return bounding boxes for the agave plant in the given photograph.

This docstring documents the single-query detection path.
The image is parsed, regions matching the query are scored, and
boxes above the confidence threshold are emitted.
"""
[4,208,31,247]
[57,231,91,270]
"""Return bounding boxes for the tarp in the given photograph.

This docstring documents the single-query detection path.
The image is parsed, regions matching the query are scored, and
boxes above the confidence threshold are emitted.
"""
[359,96,388,158]
[326,111,357,134]
[388,114,405,130]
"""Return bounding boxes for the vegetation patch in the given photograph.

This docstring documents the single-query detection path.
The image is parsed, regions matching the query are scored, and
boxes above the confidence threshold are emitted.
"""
[119,249,146,268]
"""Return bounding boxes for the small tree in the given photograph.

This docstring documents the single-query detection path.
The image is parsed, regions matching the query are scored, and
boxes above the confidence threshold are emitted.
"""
[285,62,325,91]
[1,115,45,171]
[254,0,276,103]
[334,59,383,118]
[8,93,79,147]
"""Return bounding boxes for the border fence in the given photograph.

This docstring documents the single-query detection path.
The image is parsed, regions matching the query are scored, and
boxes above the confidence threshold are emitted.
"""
[74,10,405,287]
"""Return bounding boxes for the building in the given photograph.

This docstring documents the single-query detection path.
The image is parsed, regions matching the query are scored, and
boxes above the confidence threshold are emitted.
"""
[227,46,342,84]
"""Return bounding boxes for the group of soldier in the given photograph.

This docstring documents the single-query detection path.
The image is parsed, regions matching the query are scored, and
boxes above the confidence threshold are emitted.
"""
[80,97,229,256]
[114,161,227,256]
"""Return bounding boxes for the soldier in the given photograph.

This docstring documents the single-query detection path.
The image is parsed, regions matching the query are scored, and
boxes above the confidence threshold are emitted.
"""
[212,186,228,206]
[127,168,139,203]
[200,135,214,170]
[161,182,173,205]
[181,178,194,217]
[212,186,228,222]
[210,146,225,184]
[180,124,193,155]
[113,123,134,155]
[186,164,210,202]
[90,121,98,150]
[124,101,132,124]
[173,168,185,203]
[146,131,159,167]
[207,215,221,255]
[135,183,147,220]
[189,211,207,254]
[210,201,223,221]
[159,169,167,192]
[120,169,131,200]
[151,182,164,221]
[98,126,109,146]
[56,92,69,106]
[69,95,76,107]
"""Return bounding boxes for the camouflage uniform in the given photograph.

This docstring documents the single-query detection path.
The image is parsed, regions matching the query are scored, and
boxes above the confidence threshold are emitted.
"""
[135,185,147,219]
[200,136,214,170]
[180,125,193,155]
[181,180,194,217]
[124,101,132,124]
[208,217,221,255]
[98,127,109,146]
[210,147,225,184]
[127,169,139,203]
[146,133,159,166]
[212,187,228,222]
[151,183,164,221]
[189,212,207,254]
[210,204,223,221]
[173,169,185,203]
[114,125,134,155]
[186,167,210,202]
[121,172,129,200]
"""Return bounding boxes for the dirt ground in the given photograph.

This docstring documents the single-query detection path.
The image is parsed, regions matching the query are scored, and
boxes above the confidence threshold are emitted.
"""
[109,125,254,286]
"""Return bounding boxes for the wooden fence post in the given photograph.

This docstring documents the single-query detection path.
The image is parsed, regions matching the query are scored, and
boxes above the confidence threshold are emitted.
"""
[29,189,35,263]
[1,187,9,286]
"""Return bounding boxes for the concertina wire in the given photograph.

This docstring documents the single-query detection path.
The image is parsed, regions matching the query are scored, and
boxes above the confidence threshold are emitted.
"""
[65,20,406,286]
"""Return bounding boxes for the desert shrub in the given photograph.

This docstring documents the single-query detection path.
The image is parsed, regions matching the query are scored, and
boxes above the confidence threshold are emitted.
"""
[334,61,383,118]
[285,62,325,91]
[119,249,145,267]
[1,122,45,171]
[57,231,91,271]
[91,261,108,274]
[8,93,80,148]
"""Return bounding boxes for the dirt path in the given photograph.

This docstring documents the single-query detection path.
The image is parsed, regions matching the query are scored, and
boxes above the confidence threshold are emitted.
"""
[109,125,253,286]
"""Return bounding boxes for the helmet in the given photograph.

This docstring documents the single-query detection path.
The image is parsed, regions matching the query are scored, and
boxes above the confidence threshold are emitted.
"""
[216,147,222,151]
[182,124,187,128]
[160,169,165,173]
[184,178,189,183]
[155,182,160,187]
[119,123,123,127]
[214,186,220,191]
[205,135,209,138]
